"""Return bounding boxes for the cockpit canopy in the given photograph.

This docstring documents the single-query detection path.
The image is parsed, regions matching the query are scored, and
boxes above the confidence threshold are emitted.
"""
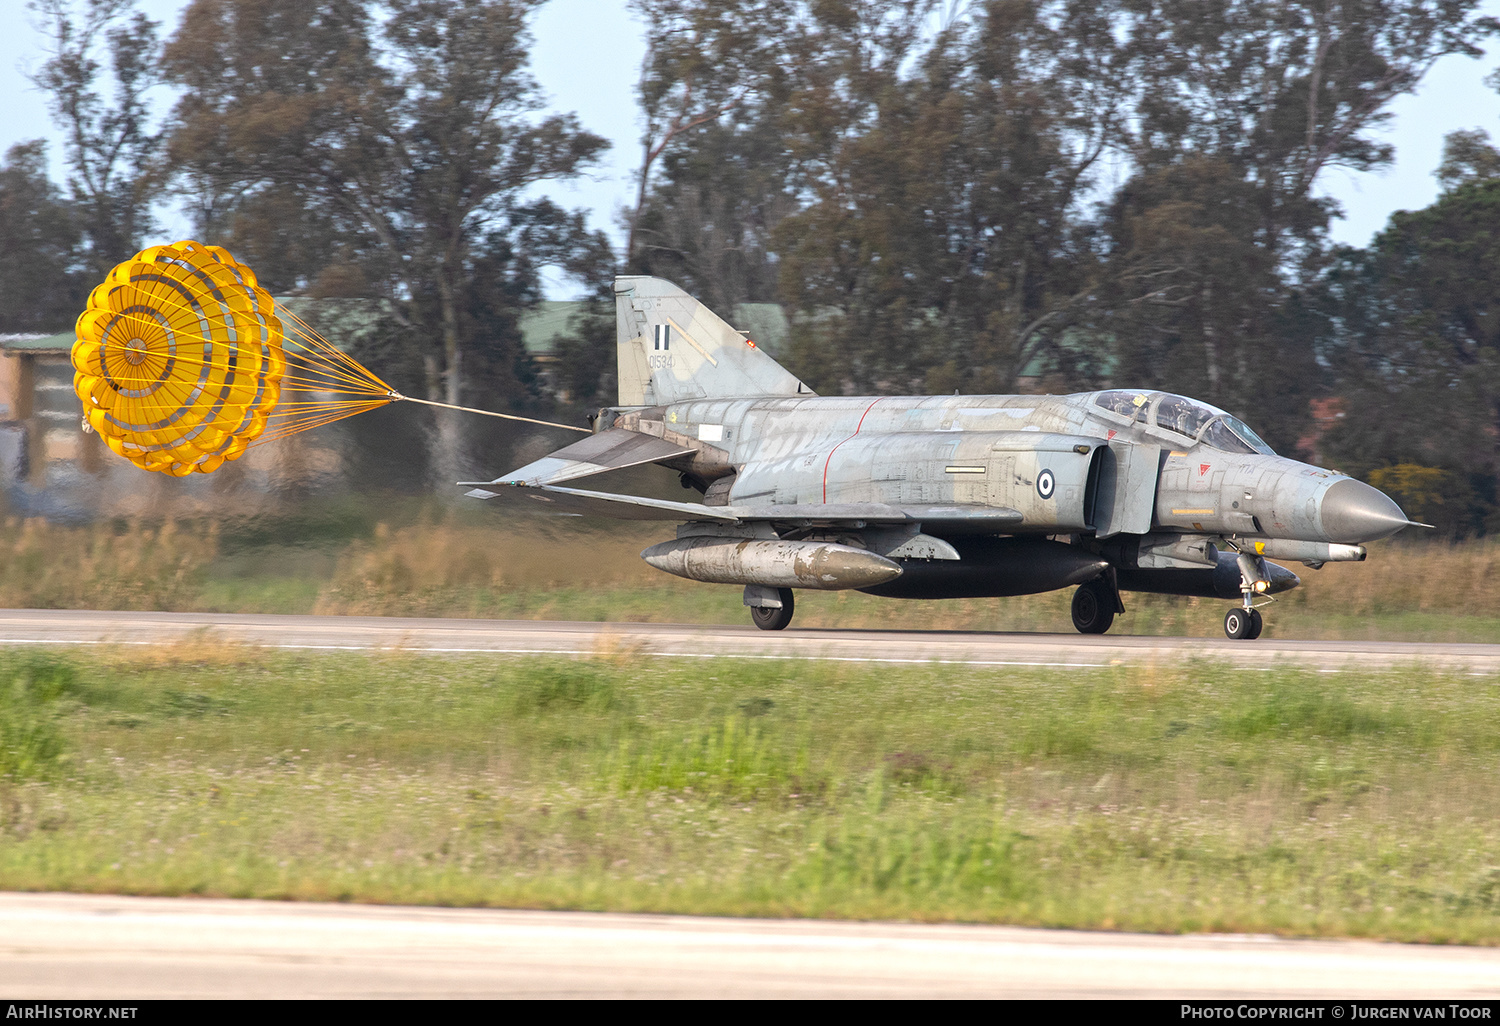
[1091,390,1276,456]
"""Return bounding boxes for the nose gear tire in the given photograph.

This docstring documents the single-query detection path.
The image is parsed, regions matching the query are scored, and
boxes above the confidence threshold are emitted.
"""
[1225,608,1253,640]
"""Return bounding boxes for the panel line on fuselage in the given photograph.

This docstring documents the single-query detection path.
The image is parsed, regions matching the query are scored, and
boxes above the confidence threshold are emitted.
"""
[822,397,886,504]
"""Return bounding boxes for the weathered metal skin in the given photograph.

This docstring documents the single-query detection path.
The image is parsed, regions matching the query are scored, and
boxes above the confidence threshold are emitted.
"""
[611,398,1105,533]
[610,392,1408,550]
[1153,452,1409,543]
[478,277,1423,628]
[593,388,1416,602]
[641,537,904,590]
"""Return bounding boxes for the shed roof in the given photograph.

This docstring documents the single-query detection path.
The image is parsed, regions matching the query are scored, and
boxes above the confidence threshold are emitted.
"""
[0,332,72,353]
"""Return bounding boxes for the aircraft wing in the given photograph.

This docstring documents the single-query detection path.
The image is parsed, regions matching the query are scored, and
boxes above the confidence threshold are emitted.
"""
[478,428,697,487]
[735,503,1024,531]
[464,482,1023,529]
[463,483,741,521]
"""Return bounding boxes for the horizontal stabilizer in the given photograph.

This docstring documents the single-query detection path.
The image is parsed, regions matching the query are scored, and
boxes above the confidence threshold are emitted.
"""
[478,429,696,487]
[466,482,1023,530]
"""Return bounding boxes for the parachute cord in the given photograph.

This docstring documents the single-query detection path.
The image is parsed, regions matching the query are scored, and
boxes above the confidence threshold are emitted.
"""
[391,393,591,433]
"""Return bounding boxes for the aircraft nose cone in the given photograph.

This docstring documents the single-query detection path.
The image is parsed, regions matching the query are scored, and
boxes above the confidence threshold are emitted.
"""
[1318,478,1411,543]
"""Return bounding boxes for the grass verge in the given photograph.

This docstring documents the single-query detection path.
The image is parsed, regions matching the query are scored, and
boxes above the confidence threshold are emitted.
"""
[3,646,1500,941]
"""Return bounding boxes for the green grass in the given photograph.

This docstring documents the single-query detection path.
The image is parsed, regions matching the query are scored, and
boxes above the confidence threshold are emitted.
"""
[4,646,1500,941]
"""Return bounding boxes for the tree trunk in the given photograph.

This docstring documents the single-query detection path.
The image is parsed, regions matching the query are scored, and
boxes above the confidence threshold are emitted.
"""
[433,261,464,486]
[439,268,462,407]
[1201,283,1220,395]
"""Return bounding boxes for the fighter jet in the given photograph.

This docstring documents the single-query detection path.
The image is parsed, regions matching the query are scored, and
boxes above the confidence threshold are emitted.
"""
[464,276,1427,640]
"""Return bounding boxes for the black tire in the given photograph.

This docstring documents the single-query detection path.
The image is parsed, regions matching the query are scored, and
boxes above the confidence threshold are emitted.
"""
[1224,607,1252,640]
[1071,580,1115,635]
[1247,608,1264,640]
[750,588,795,631]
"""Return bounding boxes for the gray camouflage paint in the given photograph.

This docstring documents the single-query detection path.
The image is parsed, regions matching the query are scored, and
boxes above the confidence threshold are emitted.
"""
[485,276,1415,603]
[603,392,1399,552]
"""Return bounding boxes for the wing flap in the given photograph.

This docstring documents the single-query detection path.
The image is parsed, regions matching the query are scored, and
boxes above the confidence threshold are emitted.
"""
[484,429,697,487]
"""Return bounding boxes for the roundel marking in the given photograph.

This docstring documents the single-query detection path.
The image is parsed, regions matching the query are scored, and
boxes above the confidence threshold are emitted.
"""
[1036,468,1056,500]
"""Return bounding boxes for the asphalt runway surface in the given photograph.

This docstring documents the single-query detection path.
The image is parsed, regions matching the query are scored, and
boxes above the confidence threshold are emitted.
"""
[0,607,1495,672]
[3,892,1499,998]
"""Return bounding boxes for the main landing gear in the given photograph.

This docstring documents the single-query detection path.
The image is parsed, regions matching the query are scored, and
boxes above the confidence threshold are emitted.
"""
[1071,576,1121,635]
[748,587,795,631]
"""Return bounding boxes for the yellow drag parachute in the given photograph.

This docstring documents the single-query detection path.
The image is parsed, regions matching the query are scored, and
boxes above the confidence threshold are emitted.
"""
[71,240,587,477]
[69,240,427,476]
[72,242,286,476]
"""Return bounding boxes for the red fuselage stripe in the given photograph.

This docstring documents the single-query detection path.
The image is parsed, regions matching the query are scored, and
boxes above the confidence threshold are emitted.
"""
[823,398,884,503]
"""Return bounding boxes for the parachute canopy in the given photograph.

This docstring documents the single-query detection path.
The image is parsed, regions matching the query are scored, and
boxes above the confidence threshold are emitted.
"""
[72,241,395,476]
[72,240,590,478]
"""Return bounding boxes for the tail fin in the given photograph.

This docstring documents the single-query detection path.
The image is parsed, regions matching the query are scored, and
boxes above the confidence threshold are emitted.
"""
[614,276,814,406]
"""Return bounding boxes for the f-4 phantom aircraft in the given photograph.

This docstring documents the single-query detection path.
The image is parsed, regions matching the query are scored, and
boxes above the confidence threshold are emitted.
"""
[465,276,1426,640]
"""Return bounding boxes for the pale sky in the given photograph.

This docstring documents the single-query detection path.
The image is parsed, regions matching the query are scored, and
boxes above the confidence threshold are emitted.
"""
[3,0,1498,297]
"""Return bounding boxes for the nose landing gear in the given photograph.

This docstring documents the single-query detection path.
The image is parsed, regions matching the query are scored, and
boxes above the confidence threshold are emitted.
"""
[1224,551,1269,639]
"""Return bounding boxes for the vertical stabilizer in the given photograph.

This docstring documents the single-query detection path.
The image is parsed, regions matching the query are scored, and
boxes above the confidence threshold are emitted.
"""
[614,276,813,406]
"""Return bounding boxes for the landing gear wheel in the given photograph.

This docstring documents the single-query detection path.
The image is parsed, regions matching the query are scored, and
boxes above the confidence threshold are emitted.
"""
[1247,608,1264,640]
[1071,580,1115,635]
[1224,607,1252,640]
[750,588,795,631]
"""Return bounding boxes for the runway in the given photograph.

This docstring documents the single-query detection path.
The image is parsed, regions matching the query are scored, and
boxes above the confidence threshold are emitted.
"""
[2,892,1499,998]
[0,607,1495,672]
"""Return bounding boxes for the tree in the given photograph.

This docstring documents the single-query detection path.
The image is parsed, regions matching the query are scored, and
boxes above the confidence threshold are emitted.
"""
[29,0,165,277]
[0,142,85,333]
[772,1,1123,394]
[1081,0,1500,449]
[162,0,375,292]
[1115,0,1499,273]
[1088,158,1326,451]
[1317,177,1500,534]
[162,0,609,408]
[1435,128,1500,190]
[624,0,809,316]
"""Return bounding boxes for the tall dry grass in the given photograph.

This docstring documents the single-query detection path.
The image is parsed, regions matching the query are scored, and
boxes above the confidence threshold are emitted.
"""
[0,517,219,610]
[1279,538,1500,616]
[0,514,1495,634]
[313,520,663,615]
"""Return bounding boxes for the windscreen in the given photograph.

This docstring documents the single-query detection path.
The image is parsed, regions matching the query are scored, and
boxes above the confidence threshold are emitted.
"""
[1200,416,1277,455]
[1222,415,1276,455]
